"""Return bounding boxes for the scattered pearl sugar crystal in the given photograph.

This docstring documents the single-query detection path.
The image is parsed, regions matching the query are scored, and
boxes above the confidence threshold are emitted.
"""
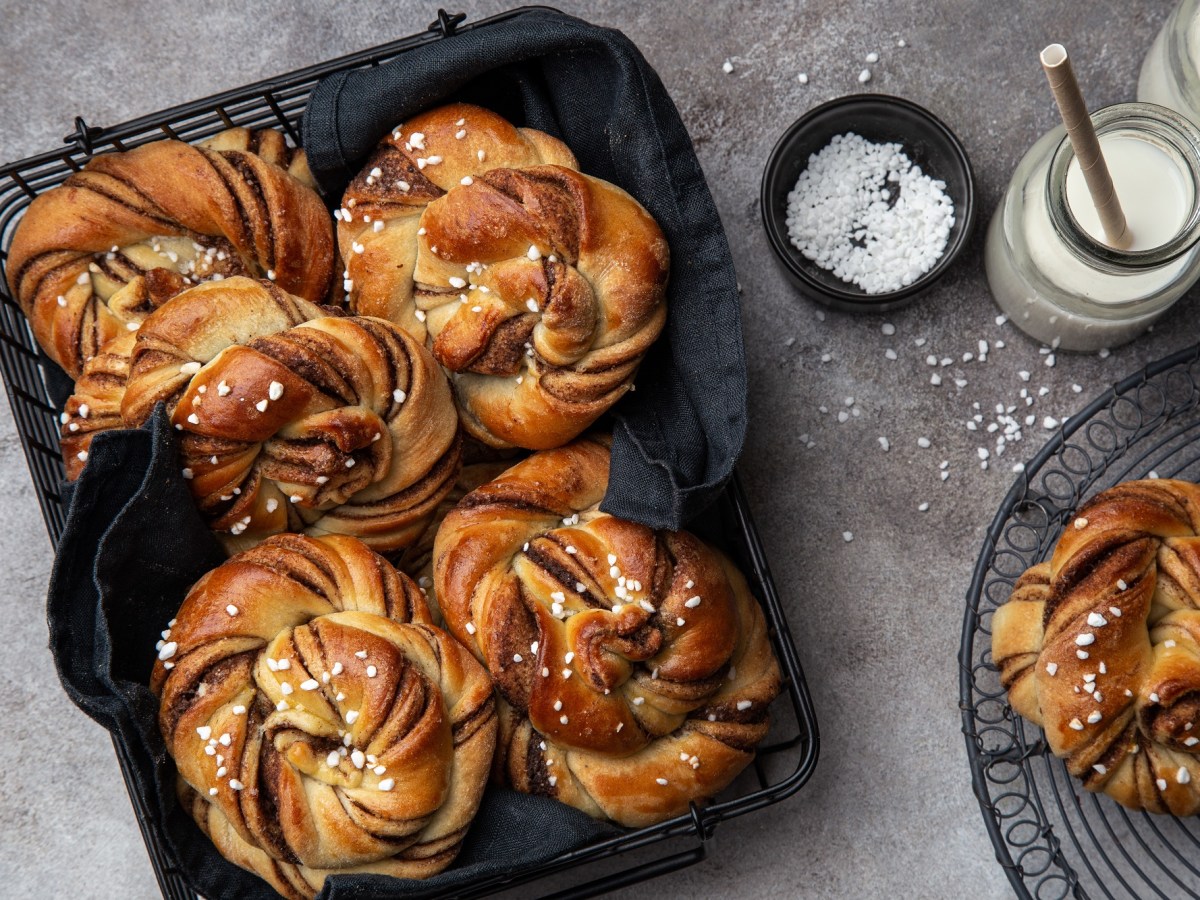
[785,132,955,293]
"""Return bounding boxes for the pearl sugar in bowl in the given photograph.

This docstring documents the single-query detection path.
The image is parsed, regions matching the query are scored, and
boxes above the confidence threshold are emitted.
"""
[761,94,976,314]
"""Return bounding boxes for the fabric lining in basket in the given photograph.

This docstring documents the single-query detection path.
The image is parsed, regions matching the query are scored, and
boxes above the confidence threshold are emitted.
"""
[47,7,750,896]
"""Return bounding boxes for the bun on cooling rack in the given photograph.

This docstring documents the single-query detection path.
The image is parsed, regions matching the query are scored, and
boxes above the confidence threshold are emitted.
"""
[7,128,334,378]
[152,533,496,898]
[62,276,461,554]
[432,435,780,826]
[994,478,1200,815]
[339,102,669,450]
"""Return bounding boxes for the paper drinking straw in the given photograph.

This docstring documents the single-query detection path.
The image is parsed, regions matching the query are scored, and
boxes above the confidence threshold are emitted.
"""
[1040,43,1129,249]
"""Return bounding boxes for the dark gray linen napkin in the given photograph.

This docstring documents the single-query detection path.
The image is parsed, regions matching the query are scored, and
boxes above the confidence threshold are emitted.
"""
[46,8,743,895]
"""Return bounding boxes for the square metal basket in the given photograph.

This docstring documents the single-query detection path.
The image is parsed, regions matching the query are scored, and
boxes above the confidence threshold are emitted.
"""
[0,7,819,898]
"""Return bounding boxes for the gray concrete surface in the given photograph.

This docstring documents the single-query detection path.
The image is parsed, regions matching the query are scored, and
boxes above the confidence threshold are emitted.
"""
[0,0,1189,897]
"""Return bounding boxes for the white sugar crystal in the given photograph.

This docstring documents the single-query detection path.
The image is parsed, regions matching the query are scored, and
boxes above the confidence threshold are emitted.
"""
[784,133,954,294]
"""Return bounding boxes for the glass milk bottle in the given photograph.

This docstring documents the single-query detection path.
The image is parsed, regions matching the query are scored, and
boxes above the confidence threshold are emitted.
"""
[985,103,1200,351]
[1139,0,1200,125]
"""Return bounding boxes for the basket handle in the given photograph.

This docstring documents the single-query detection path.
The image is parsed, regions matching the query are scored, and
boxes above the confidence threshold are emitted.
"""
[427,8,466,38]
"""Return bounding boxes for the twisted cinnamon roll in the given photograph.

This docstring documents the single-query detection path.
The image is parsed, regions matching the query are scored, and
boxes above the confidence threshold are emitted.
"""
[63,277,461,553]
[339,103,669,449]
[7,128,334,377]
[153,534,496,898]
[994,479,1200,814]
[396,460,515,624]
[433,437,780,826]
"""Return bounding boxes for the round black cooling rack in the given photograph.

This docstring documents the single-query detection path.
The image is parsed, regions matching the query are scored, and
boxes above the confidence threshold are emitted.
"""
[961,343,1200,900]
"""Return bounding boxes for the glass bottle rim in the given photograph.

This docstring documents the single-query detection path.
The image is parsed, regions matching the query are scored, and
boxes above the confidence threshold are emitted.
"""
[1047,102,1200,271]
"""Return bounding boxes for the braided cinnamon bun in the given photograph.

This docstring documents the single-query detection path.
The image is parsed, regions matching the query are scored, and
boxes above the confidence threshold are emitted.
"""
[63,276,462,553]
[59,268,195,474]
[396,460,515,623]
[339,103,669,449]
[994,479,1200,815]
[432,437,780,826]
[7,128,334,377]
[152,534,496,898]
[59,328,134,477]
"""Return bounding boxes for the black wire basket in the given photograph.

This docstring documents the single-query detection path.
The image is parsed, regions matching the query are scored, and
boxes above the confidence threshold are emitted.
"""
[0,7,818,899]
[961,342,1200,899]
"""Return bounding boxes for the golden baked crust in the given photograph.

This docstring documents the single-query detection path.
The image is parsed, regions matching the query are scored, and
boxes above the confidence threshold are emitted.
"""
[6,128,334,378]
[59,327,136,477]
[338,102,577,338]
[993,478,1200,814]
[63,276,462,554]
[432,436,780,826]
[152,534,497,898]
[198,127,318,189]
[396,460,514,624]
[339,103,669,449]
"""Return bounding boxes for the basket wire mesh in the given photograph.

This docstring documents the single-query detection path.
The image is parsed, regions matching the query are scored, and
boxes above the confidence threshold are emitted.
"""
[0,7,818,898]
[961,343,1200,899]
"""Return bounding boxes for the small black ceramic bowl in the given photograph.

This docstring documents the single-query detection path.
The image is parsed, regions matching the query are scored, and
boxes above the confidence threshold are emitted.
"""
[760,94,976,314]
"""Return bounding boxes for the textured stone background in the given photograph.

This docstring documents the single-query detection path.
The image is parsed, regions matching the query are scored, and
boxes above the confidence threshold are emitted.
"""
[0,1,1188,897]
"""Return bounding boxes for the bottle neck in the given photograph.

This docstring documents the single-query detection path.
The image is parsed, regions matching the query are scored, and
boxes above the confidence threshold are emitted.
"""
[1045,102,1200,274]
